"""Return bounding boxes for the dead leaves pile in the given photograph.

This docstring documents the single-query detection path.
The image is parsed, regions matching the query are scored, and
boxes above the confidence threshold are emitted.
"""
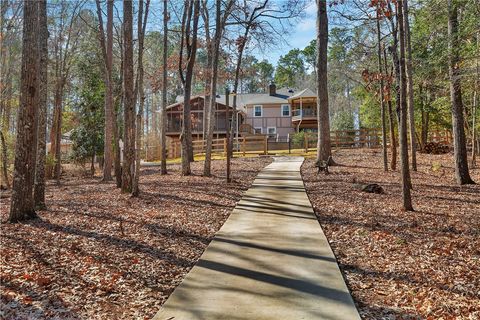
[0,157,272,320]
[302,149,480,320]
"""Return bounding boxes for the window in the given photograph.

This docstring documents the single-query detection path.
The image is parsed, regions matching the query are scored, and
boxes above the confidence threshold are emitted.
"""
[254,127,262,134]
[253,105,263,117]
[267,127,276,139]
[281,104,290,117]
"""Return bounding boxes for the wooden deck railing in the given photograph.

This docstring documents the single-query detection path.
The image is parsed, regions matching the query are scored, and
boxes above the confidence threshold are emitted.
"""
[144,128,456,161]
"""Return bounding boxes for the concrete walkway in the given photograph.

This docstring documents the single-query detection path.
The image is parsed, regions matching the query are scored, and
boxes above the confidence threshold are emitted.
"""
[153,157,360,320]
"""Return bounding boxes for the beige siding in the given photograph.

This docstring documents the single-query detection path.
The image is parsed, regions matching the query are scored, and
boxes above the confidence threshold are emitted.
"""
[244,103,295,139]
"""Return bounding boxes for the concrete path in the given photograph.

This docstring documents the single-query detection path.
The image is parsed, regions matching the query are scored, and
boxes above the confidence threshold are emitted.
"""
[153,157,360,320]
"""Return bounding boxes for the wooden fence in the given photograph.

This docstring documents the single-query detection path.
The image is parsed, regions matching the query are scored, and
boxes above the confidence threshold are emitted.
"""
[166,135,269,159]
[145,128,456,161]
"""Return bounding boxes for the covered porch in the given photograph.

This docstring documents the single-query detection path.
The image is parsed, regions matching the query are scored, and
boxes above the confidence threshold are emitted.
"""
[288,89,318,132]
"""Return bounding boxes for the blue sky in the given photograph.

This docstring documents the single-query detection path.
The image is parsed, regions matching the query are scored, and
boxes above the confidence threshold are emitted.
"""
[253,1,317,66]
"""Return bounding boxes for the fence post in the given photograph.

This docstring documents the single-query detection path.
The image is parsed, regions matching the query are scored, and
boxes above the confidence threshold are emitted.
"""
[242,137,246,156]
[304,133,308,152]
[223,138,227,157]
[335,131,340,150]
[264,135,268,155]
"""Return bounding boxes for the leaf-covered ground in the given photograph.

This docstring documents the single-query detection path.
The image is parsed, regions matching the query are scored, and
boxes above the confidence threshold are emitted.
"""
[302,149,480,320]
[0,157,271,320]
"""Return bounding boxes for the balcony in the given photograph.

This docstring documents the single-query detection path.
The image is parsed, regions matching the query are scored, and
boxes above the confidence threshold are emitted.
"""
[291,108,317,122]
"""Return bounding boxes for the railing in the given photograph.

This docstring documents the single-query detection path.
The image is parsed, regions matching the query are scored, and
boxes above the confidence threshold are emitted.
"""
[142,126,463,161]
[165,135,269,159]
[166,121,227,133]
[291,108,317,120]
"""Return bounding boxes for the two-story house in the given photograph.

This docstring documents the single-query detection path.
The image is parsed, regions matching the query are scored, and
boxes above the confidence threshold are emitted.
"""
[163,84,318,142]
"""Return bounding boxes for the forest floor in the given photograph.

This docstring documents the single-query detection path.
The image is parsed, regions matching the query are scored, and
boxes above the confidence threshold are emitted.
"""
[0,157,272,320]
[302,149,480,320]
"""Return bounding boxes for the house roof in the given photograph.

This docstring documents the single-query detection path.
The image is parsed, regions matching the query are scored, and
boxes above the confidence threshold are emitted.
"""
[287,88,317,100]
[166,88,316,111]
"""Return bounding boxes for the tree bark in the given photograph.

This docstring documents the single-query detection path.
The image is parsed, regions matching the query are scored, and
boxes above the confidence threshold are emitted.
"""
[179,0,200,176]
[96,0,114,181]
[447,0,475,184]
[203,0,222,177]
[34,0,48,210]
[471,30,479,168]
[376,10,388,171]
[9,0,39,222]
[397,0,414,210]
[203,0,233,176]
[316,0,331,163]
[132,0,149,197]
[121,0,136,192]
[51,80,64,181]
[420,85,429,149]
[113,39,124,188]
[160,0,168,175]
[1,131,9,188]
[383,48,397,170]
[403,0,417,171]
[113,95,122,187]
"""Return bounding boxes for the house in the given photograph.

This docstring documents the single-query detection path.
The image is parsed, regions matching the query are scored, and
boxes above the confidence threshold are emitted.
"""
[163,84,318,142]
[163,95,236,143]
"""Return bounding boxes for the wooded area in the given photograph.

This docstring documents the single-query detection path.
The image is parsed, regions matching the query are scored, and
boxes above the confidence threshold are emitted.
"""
[0,0,479,319]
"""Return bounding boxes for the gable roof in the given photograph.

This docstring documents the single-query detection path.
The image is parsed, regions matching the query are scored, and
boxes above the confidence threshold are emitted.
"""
[167,88,316,112]
[288,88,317,100]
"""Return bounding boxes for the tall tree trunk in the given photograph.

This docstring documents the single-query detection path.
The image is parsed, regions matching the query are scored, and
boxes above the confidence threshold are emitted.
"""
[1,131,9,188]
[376,10,388,171]
[448,0,475,184]
[113,42,124,188]
[316,0,331,163]
[160,0,168,175]
[34,0,48,210]
[472,89,477,168]
[420,85,429,149]
[0,2,10,188]
[471,30,479,168]
[403,0,417,171]
[383,47,397,170]
[96,0,114,181]
[203,0,233,176]
[51,80,64,181]
[132,0,149,197]
[9,0,39,222]
[113,97,122,187]
[121,0,135,192]
[179,0,200,176]
[397,0,414,211]
[203,0,222,177]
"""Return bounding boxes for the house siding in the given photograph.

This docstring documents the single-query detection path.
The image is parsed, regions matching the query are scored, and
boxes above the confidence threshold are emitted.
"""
[244,103,295,139]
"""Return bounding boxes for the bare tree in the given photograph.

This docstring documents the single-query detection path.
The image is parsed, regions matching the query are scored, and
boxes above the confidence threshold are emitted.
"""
[447,0,475,185]
[383,47,397,171]
[9,0,39,222]
[396,0,414,210]
[375,6,388,171]
[203,0,234,177]
[472,31,479,168]
[403,0,416,171]
[227,0,304,154]
[49,1,83,181]
[34,0,48,210]
[95,0,115,181]
[178,0,200,176]
[121,0,135,192]
[316,0,332,163]
[160,0,168,175]
[132,0,150,196]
